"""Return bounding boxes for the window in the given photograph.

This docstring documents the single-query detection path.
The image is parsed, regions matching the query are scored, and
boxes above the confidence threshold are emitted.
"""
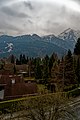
[11,79,15,84]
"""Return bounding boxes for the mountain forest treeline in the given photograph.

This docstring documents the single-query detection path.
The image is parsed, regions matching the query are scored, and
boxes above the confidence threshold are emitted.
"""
[9,38,80,92]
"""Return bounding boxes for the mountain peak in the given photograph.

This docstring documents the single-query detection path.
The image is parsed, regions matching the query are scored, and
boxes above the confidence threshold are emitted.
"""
[60,28,74,34]
[58,28,80,42]
[31,34,41,40]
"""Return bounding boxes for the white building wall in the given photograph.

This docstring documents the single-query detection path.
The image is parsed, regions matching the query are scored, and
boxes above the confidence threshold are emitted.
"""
[0,90,4,100]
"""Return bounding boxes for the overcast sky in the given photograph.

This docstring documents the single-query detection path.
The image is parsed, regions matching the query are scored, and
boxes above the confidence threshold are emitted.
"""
[0,0,80,36]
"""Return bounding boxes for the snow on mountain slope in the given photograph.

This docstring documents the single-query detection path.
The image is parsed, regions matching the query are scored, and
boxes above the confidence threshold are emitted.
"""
[42,34,57,42]
[42,34,74,51]
[58,28,80,42]
[5,43,14,53]
[0,28,80,58]
[0,34,66,58]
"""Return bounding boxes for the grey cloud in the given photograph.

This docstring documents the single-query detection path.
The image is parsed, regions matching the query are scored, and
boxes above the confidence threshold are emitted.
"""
[73,0,80,3]
[23,1,34,10]
[0,22,23,35]
[0,0,80,36]
[0,0,9,6]
[0,19,22,32]
[27,19,33,24]
[1,6,30,18]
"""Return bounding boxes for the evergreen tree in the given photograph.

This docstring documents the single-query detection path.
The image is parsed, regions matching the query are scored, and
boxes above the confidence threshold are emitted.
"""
[20,54,23,64]
[49,53,56,77]
[74,38,80,55]
[64,50,76,85]
[54,58,65,91]
[35,60,42,79]
[26,56,29,63]
[43,55,49,84]
[0,63,4,70]
[11,54,15,64]
[22,54,26,64]
[13,65,16,74]
[55,50,76,91]
[16,58,20,65]
[74,38,80,83]
[59,58,64,80]
[75,58,80,83]
[44,55,49,65]
[51,61,58,80]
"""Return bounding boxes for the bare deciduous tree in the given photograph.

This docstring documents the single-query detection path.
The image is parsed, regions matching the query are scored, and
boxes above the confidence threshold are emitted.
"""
[0,93,78,120]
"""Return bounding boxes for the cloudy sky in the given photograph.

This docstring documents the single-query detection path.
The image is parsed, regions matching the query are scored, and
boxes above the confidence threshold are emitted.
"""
[0,0,80,36]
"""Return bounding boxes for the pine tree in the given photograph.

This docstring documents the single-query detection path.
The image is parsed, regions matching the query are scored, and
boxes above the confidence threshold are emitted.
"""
[74,38,80,83]
[75,58,80,83]
[54,50,76,91]
[22,54,26,64]
[35,59,42,79]
[11,54,15,64]
[16,58,20,65]
[74,38,80,55]
[20,54,22,64]
[49,53,55,77]
[64,50,76,85]
[43,55,49,84]
[54,57,65,91]
[13,65,16,74]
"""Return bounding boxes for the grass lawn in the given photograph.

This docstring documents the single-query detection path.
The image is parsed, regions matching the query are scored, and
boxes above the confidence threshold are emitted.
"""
[37,84,49,94]
[24,77,35,81]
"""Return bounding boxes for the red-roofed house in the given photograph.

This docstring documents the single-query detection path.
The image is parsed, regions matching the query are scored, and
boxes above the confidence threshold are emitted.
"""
[0,75,37,100]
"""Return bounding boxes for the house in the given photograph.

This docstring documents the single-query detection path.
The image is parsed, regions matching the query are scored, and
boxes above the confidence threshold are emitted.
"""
[15,64,28,72]
[0,75,37,100]
[0,69,14,75]
[16,64,35,77]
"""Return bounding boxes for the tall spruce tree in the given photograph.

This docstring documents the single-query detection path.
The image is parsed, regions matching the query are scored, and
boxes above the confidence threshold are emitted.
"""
[75,58,80,83]
[54,57,65,91]
[20,54,22,64]
[13,65,16,74]
[64,50,76,85]
[49,53,55,77]
[22,54,26,64]
[11,54,15,64]
[35,59,42,79]
[55,50,77,91]
[43,55,49,84]
[74,38,80,83]
[74,38,80,55]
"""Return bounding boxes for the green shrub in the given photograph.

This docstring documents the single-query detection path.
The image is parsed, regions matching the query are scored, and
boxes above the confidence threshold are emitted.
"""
[66,88,80,98]
[64,84,78,92]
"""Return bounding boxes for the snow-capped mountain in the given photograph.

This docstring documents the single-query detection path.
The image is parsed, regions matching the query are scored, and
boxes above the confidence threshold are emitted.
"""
[58,28,80,42]
[42,34,71,50]
[0,28,80,58]
[0,34,66,58]
[42,29,80,51]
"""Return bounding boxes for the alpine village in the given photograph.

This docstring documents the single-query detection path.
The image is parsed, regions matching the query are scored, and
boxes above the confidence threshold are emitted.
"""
[0,34,80,119]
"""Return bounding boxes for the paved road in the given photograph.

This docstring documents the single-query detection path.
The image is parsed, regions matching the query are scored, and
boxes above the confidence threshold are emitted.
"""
[72,96,80,119]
